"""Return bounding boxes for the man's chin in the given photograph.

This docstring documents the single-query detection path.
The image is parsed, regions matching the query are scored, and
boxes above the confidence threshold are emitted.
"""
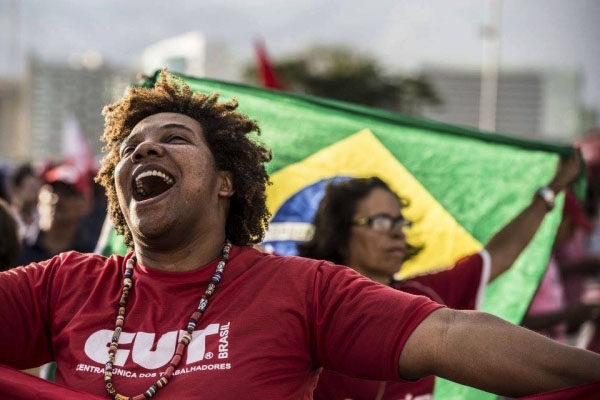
[131,222,174,246]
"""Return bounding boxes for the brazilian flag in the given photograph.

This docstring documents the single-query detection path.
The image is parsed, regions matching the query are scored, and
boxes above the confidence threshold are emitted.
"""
[100,70,584,399]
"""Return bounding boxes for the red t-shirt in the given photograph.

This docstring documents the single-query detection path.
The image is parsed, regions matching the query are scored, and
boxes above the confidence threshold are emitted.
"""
[0,246,441,399]
[314,252,489,400]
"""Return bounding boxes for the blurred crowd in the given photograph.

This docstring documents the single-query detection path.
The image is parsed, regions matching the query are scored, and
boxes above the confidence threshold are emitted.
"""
[0,161,106,271]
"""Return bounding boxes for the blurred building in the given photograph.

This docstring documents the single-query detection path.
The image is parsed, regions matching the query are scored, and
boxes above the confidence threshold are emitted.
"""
[2,57,137,164]
[0,78,27,163]
[1,31,239,165]
[420,65,591,142]
[141,31,238,81]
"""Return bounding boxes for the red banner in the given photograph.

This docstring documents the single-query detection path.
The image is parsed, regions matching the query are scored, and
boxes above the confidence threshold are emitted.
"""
[519,381,600,399]
[0,365,105,400]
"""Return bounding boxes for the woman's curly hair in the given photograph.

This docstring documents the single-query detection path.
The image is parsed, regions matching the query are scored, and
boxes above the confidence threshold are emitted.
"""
[96,70,272,249]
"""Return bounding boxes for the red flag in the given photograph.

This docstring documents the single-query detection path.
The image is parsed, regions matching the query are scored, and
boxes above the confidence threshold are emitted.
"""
[61,114,96,174]
[0,365,105,399]
[254,39,283,89]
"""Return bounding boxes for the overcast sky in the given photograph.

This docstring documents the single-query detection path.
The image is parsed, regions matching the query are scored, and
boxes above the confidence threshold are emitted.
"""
[1,0,599,115]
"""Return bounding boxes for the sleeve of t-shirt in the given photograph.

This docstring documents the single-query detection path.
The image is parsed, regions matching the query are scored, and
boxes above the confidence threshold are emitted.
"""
[0,257,61,369]
[402,250,490,310]
[310,261,443,382]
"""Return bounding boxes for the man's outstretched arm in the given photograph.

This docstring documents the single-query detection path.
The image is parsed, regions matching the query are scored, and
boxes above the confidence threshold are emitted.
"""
[398,307,600,397]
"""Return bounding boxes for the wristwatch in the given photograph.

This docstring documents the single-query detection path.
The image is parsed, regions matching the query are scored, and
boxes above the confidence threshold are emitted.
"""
[535,186,556,211]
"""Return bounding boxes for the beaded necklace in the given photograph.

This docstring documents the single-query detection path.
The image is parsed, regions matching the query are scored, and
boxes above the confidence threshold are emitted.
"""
[104,241,232,400]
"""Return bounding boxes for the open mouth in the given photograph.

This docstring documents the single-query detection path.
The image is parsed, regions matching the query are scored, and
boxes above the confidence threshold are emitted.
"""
[132,169,175,202]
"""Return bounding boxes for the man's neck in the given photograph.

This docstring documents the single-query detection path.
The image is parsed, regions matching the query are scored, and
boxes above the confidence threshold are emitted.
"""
[133,233,228,272]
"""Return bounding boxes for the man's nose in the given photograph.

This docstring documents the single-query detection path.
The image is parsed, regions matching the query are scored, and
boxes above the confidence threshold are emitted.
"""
[130,141,164,162]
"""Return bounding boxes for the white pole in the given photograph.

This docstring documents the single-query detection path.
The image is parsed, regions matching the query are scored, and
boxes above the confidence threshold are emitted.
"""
[479,0,502,132]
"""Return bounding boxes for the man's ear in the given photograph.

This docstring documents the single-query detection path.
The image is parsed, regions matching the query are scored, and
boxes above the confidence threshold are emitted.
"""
[218,171,235,198]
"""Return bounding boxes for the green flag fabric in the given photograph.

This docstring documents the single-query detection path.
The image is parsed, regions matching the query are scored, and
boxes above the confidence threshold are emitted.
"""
[100,70,585,399]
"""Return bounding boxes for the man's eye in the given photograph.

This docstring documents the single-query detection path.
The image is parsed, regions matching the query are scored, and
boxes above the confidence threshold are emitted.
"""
[121,146,135,157]
[167,135,186,143]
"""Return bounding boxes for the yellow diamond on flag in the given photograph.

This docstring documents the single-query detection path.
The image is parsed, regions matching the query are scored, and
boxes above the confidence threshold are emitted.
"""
[266,129,483,278]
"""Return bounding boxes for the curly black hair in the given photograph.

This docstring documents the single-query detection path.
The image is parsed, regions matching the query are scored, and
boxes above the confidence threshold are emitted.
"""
[298,177,421,265]
[96,70,272,248]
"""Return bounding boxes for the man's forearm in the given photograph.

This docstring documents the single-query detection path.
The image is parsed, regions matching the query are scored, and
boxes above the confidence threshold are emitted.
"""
[400,308,600,396]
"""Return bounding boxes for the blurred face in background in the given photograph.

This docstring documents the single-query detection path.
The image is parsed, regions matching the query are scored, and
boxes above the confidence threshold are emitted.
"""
[14,174,41,211]
[0,199,21,270]
[38,182,87,231]
[346,188,409,282]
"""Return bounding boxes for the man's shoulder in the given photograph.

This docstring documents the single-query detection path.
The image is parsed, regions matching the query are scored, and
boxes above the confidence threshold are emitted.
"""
[238,246,324,266]
[42,251,127,276]
[236,246,337,278]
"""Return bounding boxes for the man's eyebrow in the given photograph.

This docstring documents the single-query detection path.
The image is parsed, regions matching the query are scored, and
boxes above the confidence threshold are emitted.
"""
[121,122,195,145]
[131,122,195,135]
[158,123,195,133]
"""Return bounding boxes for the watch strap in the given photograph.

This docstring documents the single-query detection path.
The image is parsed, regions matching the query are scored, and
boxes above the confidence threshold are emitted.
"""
[535,186,556,211]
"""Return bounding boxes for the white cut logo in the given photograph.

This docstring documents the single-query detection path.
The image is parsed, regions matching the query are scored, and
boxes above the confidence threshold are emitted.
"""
[84,322,230,369]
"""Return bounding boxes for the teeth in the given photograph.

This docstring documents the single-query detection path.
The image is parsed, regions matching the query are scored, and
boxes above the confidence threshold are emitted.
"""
[135,180,147,196]
[134,170,174,196]
[135,170,174,185]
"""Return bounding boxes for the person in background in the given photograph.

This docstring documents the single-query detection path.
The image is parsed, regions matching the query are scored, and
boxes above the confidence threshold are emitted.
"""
[18,162,92,265]
[1,70,600,400]
[77,177,109,253]
[565,130,600,352]
[523,190,600,346]
[301,153,581,400]
[0,166,11,202]
[9,163,41,246]
[0,198,21,271]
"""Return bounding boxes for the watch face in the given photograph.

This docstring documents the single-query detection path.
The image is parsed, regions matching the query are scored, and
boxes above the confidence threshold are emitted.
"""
[543,187,555,199]
[537,187,555,209]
